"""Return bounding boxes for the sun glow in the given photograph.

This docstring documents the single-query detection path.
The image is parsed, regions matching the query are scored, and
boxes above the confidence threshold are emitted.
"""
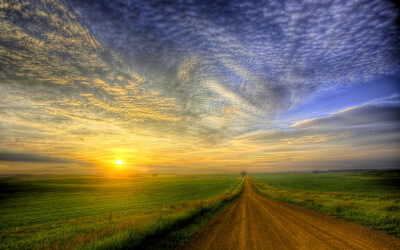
[116,160,123,165]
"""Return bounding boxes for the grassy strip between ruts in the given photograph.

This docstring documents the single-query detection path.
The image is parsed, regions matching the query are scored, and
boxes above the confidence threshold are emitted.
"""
[87,177,244,249]
[250,178,400,237]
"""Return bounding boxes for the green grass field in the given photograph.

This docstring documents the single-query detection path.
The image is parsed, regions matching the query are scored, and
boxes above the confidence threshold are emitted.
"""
[0,175,243,249]
[251,170,400,236]
[251,171,400,194]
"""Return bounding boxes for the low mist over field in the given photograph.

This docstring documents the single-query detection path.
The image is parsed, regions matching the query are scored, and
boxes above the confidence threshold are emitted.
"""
[1,0,399,175]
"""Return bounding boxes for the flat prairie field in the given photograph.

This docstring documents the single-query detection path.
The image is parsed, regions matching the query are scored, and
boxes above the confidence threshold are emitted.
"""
[251,170,400,236]
[0,175,242,249]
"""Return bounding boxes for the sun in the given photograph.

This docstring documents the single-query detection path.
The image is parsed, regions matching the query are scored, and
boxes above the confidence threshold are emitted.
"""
[116,160,123,165]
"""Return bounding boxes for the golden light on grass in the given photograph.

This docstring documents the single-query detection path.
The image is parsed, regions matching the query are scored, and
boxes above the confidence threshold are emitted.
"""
[116,160,123,165]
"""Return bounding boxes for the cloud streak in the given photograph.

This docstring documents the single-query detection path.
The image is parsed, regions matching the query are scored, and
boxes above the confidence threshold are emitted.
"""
[292,103,400,130]
[0,152,74,163]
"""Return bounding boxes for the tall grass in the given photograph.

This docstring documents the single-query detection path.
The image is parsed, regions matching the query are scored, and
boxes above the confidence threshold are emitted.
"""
[90,178,244,249]
[250,171,400,237]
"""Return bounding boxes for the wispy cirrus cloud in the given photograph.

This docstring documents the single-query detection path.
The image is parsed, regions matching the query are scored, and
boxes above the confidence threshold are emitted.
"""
[0,0,399,173]
[68,0,400,112]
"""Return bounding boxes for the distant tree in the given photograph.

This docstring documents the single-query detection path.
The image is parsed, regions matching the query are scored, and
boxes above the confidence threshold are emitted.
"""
[240,171,247,177]
[152,174,159,177]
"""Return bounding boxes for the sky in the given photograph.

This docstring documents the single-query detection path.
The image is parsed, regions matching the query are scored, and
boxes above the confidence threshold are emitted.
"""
[0,0,399,174]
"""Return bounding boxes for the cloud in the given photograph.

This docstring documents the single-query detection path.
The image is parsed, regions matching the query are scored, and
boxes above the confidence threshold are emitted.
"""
[236,100,400,169]
[247,99,400,147]
[0,0,399,173]
[254,158,293,164]
[280,133,351,145]
[2,0,399,141]
[292,103,400,130]
[0,152,74,163]
[0,0,180,125]
[0,0,189,172]
[67,0,400,114]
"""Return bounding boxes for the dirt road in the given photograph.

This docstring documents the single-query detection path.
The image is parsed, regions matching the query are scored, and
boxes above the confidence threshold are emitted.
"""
[184,177,400,250]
